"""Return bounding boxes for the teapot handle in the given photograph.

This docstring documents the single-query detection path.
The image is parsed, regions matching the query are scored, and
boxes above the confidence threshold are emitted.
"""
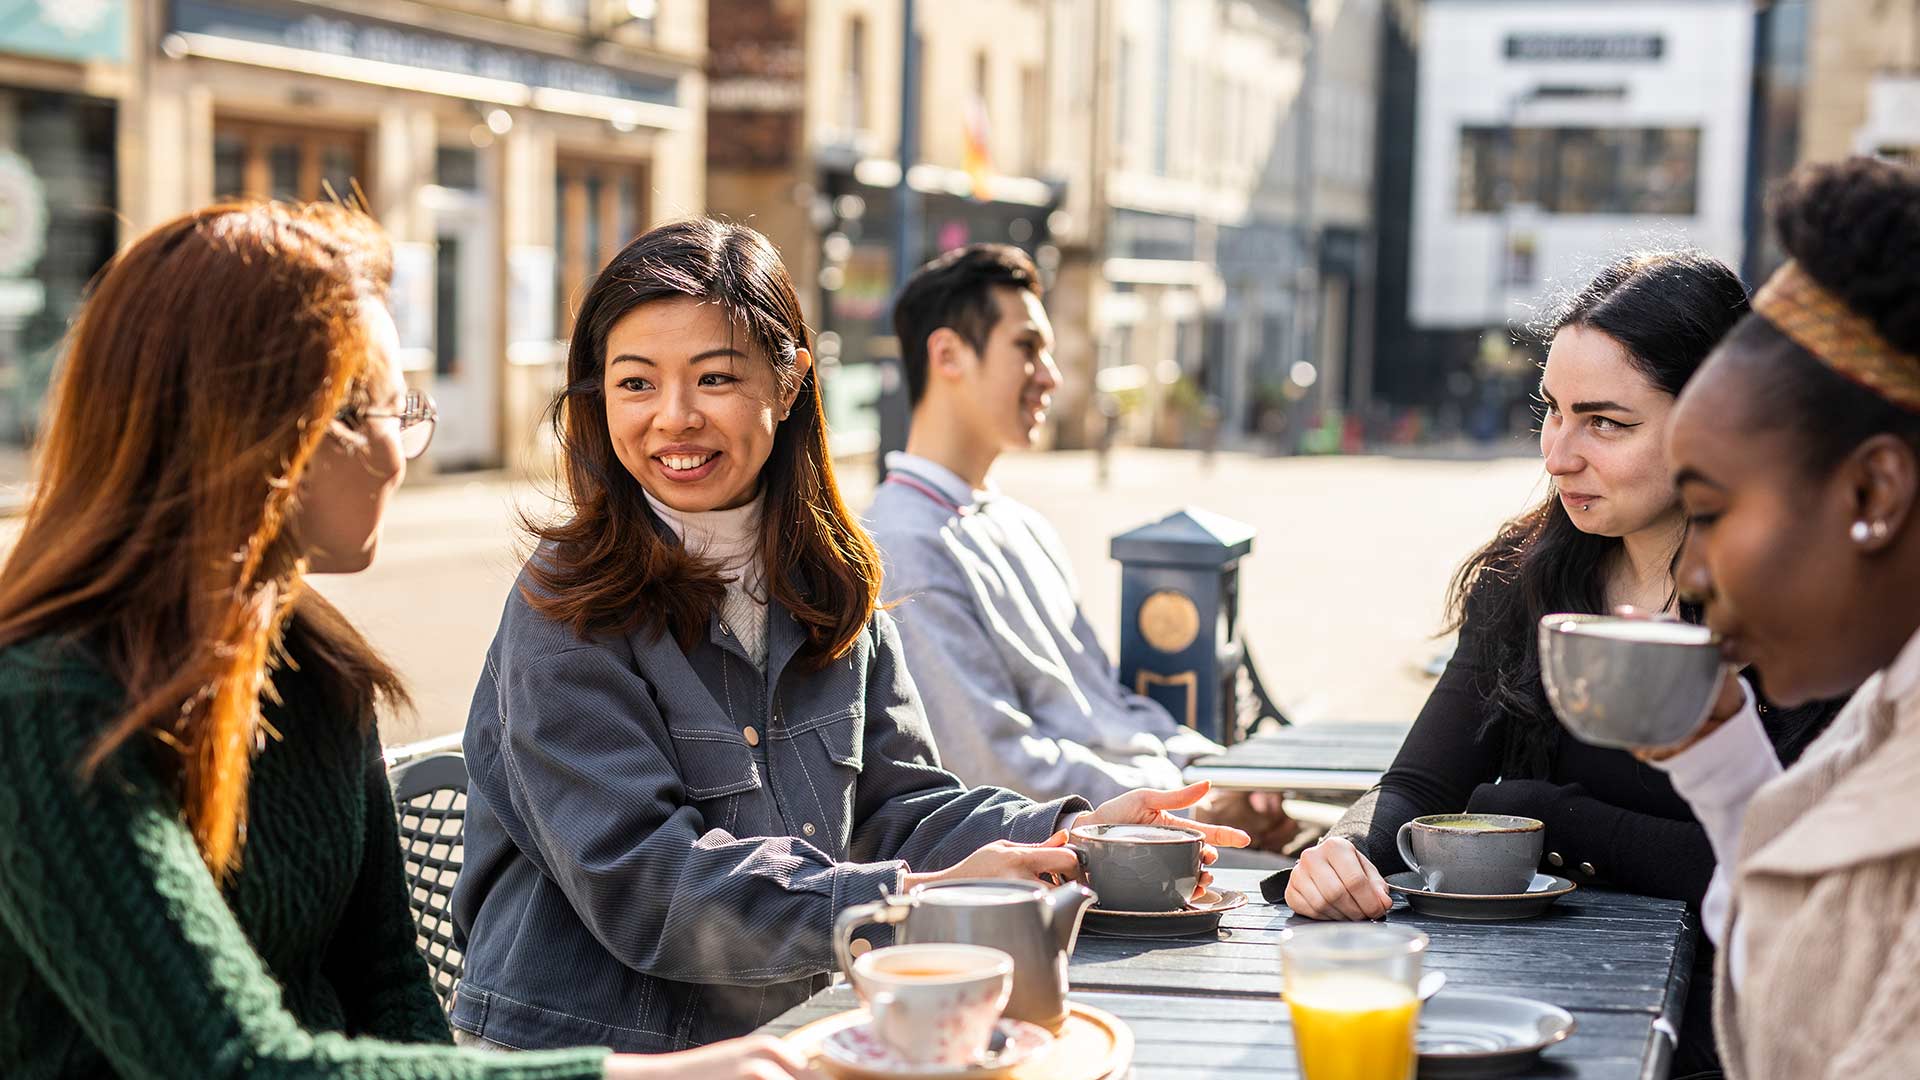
[833,897,910,989]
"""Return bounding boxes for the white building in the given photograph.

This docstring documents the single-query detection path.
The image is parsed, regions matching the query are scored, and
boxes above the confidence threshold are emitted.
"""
[1409,0,1753,333]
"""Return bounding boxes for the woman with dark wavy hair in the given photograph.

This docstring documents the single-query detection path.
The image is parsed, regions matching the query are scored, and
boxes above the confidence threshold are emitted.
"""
[1284,250,1843,1072]
[451,218,1248,1053]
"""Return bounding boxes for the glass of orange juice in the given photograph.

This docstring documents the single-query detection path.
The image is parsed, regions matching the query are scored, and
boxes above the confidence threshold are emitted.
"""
[1280,924,1430,1080]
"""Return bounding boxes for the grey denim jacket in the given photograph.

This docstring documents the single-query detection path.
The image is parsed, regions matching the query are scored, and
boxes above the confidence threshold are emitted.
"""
[450,563,1086,1053]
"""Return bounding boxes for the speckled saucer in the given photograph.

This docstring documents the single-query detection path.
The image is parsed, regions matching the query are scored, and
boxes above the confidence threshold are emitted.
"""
[1384,872,1576,921]
[1079,888,1247,938]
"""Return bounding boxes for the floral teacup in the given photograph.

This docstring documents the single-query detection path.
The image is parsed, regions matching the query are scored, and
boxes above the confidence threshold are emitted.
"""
[850,943,1014,1066]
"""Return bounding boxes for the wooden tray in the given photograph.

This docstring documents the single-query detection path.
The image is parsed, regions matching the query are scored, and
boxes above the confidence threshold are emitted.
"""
[783,1002,1133,1080]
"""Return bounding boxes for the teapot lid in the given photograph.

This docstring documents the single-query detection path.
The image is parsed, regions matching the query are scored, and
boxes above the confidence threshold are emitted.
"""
[912,880,1045,906]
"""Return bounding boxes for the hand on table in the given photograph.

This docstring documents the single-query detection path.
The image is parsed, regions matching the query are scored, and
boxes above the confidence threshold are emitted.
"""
[605,1035,819,1079]
[1284,836,1393,921]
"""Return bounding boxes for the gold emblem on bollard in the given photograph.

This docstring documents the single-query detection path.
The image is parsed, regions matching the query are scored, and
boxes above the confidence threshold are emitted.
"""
[1138,589,1201,653]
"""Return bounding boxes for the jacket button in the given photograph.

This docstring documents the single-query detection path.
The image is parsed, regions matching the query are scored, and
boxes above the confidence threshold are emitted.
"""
[1546,852,1564,868]
[1579,862,1597,877]
[803,822,817,836]
[743,725,761,747]
[849,938,872,958]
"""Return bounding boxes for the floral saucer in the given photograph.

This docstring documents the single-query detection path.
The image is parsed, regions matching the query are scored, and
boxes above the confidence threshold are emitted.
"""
[817,1017,1054,1080]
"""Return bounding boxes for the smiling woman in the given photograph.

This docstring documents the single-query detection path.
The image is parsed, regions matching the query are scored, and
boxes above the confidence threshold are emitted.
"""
[603,300,810,513]
[449,219,1251,1054]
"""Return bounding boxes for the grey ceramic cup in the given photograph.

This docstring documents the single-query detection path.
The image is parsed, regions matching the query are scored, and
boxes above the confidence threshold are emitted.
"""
[1067,823,1204,912]
[1394,814,1543,895]
[1538,613,1724,750]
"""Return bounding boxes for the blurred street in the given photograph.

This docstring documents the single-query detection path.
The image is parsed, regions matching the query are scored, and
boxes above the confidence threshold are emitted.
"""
[326,447,1544,751]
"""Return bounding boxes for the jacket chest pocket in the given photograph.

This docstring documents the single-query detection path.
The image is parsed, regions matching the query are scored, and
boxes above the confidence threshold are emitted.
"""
[806,706,865,771]
[666,727,761,802]
[766,705,864,846]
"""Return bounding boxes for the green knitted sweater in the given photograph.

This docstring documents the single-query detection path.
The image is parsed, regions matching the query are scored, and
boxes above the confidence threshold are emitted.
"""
[0,637,610,1079]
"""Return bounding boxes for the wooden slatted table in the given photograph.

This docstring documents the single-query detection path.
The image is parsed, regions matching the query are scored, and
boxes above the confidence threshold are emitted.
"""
[760,868,1696,1080]
[1183,722,1412,795]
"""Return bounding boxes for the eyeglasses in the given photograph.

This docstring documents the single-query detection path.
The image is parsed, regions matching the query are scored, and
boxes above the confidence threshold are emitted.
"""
[355,388,438,460]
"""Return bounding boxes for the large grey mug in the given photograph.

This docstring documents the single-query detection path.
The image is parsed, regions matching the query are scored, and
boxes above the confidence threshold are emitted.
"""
[1394,814,1543,895]
[1066,823,1203,912]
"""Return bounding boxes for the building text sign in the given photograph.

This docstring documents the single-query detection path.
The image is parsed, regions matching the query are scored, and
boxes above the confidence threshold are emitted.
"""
[170,0,678,106]
[1505,33,1664,62]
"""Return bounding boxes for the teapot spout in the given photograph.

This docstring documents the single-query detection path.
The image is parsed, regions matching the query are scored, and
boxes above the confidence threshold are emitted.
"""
[1043,881,1097,955]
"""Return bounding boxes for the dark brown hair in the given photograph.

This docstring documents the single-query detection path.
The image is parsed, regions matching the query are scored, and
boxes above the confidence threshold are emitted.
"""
[0,201,408,877]
[892,244,1043,405]
[525,218,882,668]
[1448,250,1753,775]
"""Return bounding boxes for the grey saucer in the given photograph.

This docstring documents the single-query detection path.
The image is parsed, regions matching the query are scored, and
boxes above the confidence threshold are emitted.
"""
[1416,991,1576,1077]
[1079,888,1247,938]
[1385,873,1576,921]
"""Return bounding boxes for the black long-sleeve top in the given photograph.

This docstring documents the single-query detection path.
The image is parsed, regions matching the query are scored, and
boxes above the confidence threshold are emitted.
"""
[1328,577,1838,907]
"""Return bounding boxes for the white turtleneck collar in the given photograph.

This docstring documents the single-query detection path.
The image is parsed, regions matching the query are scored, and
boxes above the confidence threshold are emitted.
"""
[644,488,771,667]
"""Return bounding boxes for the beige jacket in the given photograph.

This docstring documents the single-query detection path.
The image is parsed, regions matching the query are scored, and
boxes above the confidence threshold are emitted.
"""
[1714,629,1920,1079]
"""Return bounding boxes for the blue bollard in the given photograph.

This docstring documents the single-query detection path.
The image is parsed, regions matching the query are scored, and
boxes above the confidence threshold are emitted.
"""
[1110,508,1256,745]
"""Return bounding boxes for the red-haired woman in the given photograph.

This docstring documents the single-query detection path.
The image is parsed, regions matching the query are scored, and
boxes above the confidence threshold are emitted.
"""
[451,218,1250,1052]
[0,202,813,1078]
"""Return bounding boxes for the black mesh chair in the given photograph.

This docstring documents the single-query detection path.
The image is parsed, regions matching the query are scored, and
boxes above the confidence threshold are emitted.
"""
[388,751,467,1012]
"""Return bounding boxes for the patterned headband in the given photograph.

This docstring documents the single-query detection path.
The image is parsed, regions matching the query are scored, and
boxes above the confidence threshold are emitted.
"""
[1752,260,1920,414]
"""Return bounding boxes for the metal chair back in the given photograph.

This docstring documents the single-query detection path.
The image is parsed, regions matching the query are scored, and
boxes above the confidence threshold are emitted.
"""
[389,751,467,1012]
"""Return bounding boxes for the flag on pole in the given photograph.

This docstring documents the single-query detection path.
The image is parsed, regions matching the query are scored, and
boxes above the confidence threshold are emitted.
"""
[963,94,993,200]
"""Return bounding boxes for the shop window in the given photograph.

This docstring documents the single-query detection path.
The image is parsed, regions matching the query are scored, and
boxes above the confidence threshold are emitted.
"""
[213,120,369,204]
[1455,126,1701,215]
[435,235,462,377]
[436,146,480,190]
[554,157,648,338]
[0,91,118,461]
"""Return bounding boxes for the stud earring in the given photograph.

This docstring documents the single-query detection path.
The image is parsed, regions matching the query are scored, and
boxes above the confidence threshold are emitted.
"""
[1873,520,1891,540]
[1852,520,1874,543]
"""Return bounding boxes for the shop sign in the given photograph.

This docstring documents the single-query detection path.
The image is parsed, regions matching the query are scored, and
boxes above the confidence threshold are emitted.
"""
[1504,33,1663,62]
[170,0,677,106]
[0,0,125,64]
